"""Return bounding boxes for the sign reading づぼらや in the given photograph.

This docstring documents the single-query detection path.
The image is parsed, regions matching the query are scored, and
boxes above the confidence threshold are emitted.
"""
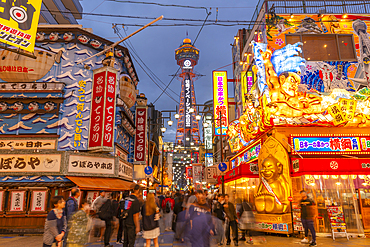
[0,154,61,172]
[0,0,42,53]
[88,67,118,152]
[134,107,147,163]
[68,155,114,175]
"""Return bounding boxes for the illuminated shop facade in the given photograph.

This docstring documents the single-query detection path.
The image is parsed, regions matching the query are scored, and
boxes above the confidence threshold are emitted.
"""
[226,2,370,236]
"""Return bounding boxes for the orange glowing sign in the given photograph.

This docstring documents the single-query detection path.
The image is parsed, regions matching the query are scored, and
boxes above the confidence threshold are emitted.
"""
[213,71,228,135]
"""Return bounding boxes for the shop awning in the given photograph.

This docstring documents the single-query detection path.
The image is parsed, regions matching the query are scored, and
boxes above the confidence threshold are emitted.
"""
[224,161,259,183]
[291,158,370,176]
[66,176,135,191]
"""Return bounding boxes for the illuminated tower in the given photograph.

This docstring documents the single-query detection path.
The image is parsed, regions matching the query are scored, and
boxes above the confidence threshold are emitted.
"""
[175,37,201,146]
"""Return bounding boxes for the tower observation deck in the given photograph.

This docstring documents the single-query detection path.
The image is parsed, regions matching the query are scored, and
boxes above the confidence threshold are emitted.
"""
[175,37,201,146]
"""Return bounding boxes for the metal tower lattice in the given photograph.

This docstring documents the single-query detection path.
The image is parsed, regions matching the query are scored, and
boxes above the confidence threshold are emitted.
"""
[175,37,201,146]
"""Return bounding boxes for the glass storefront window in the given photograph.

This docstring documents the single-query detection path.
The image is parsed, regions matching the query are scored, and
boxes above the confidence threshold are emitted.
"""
[224,178,259,206]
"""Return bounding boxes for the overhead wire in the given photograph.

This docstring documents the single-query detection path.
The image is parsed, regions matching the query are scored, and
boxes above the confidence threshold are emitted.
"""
[112,25,180,103]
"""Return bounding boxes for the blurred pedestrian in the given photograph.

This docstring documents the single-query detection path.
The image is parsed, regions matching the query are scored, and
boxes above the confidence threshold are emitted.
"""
[43,196,67,247]
[174,195,184,240]
[300,190,317,246]
[142,193,161,247]
[162,192,175,231]
[92,191,107,242]
[223,194,238,246]
[98,193,115,247]
[117,191,129,244]
[111,192,119,241]
[187,190,214,247]
[213,194,225,246]
[238,198,254,244]
[123,184,141,247]
[66,199,91,247]
[64,188,80,247]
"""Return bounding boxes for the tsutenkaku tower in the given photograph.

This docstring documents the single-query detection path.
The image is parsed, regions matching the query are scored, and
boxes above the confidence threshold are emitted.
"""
[175,37,201,146]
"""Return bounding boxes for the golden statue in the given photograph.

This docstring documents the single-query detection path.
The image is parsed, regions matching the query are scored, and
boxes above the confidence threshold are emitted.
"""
[255,137,291,214]
[261,50,322,117]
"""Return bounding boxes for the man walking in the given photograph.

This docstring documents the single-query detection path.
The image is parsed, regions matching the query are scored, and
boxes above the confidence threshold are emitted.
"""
[63,187,80,247]
[223,194,238,246]
[213,194,225,246]
[300,190,317,246]
[92,190,107,242]
[162,192,175,231]
[123,185,141,247]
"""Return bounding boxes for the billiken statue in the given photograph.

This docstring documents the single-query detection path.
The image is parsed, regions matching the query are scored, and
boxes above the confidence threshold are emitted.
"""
[254,155,291,214]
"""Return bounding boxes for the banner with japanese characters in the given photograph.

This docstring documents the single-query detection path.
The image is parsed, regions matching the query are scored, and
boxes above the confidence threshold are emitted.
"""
[134,107,147,163]
[213,71,229,135]
[193,164,203,183]
[30,190,47,212]
[88,67,118,152]
[0,0,42,52]
[119,159,133,181]
[0,139,56,150]
[10,191,25,212]
[68,155,114,175]
[0,154,61,172]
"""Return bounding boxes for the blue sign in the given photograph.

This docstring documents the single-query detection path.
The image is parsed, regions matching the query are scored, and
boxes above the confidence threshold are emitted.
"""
[218,162,227,172]
[144,166,153,175]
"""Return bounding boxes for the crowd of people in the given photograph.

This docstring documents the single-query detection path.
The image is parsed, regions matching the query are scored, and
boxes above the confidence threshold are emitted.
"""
[42,186,316,247]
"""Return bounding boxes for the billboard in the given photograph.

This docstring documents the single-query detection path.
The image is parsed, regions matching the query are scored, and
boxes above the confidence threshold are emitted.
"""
[213,71,228,135]
[0,0,42,52]
[88,67,118,152]
[134,107,148,163]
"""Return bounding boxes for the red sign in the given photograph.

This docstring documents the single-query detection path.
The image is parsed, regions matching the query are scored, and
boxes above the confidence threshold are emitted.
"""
[88,67,118,152]
[134,107,147,162]
[186,166,192,179]
[291,158,370,176]
[288,196,293,202]
[224,160,259,183]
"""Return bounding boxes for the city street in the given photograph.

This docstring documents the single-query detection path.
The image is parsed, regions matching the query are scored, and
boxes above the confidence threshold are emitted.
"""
[0,232,369,247]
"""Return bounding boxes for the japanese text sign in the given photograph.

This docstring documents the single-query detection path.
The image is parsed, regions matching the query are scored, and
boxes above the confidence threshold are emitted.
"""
[206,167,218,183]
[68,155,114,175]
[134,107,147,163]
[119,159,133,181]
[193,164,203,183]
[185,78,191,128]
[204,116,213,150]
[74,80,86,148]
[186,166,192,178]
[0,154,61,172]
[327,206,346,230]
[291,134,370,154]
[88,67,118,152]
[30,190,46,212]
[230,141,261,168]
[0,0,42,52]
[213,71,228,135]
[255,222,288,232]
[0,139,55,150]
[10,191,25,211]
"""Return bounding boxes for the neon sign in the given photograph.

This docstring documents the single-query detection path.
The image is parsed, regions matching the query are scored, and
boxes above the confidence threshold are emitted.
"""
[291,134,370,154]
[213,71,228,135]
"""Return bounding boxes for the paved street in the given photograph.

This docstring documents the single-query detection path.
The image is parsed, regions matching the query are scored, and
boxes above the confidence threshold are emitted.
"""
[0,231,368,247]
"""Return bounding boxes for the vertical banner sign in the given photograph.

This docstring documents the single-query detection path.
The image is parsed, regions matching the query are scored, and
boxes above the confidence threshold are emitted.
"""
[247,71,253,92]
[185,77,191,128]
[193,164,203,183]
[88,67,118,152]
[204,116,213,150]
[134,107,147,163]
[241,71,247,109]
[0,0,42,53]
[213,71,229,135]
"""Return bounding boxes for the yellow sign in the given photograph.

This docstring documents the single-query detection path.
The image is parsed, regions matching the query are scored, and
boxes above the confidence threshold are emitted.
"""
[339,98,357,122]
[241,71,247,109]
[0,0,42,52]
[213,71,228,135]
[328,104,346,126]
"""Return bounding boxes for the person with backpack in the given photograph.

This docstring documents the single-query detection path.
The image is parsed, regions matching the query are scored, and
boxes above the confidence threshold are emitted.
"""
[98,194,115,247]
[162,192,175,231]
[123,184,141,247]
[117,191,129,244]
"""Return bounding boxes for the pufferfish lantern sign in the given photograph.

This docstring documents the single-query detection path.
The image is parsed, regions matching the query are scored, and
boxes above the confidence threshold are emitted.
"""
[0,0,43,53]
[227,41,370,152]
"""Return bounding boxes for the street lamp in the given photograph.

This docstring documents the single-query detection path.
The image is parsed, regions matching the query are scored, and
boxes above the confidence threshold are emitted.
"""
[186,137,190,141]
[195,114,201,121]
[160,127,167,133]
[174,113,180,119]
[167,120,174,126]
[189,107,195,113]
[203,122,209,128]
[190,142,194,146]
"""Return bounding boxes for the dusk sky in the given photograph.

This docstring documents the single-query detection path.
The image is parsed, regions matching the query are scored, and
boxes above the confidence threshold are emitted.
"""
[78,0,260,141]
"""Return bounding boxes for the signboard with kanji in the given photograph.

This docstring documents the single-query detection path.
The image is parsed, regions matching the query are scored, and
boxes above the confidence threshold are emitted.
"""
[0,154,61,173]
[0,139,56,150]
[9,190,25,212]
[88,67,118,152]
[327,206,347,230]
[134,107,147,163]
[68,155,114,175]
[213,71,229,135]
[30,190,47,212]
[0,0,42,52]
[291,134,370,154]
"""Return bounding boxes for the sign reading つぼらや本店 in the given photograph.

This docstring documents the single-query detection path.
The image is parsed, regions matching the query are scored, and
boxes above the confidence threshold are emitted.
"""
[68,155,114,175]
[0,0,42,52]
[291,134,370,154]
